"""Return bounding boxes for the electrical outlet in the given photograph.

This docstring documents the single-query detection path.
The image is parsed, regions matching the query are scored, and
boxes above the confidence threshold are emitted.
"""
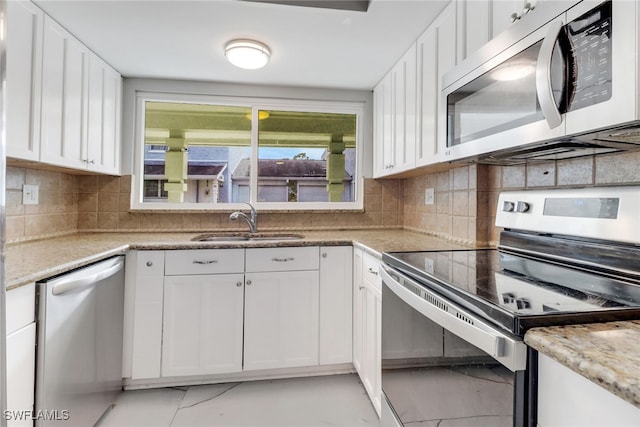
[23,184,39,205]
[425,188,435,205]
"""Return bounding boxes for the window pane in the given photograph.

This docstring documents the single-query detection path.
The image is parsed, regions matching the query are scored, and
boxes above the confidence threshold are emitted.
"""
[256,110,357,203]
[143,101,252,204]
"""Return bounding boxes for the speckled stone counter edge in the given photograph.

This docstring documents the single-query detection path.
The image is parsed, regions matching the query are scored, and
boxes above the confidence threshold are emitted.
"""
[525,321,640,410]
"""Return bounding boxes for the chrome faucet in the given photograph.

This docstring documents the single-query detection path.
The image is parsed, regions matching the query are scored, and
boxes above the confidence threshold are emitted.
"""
[229,202,257,233]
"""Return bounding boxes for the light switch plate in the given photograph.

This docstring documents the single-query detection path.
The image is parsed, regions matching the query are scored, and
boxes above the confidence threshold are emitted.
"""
[22,184,39,205]
[425,188,435,205]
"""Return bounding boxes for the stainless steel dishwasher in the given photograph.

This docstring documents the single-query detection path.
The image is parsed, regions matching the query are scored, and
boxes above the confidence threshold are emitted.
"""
[36,256,125,426]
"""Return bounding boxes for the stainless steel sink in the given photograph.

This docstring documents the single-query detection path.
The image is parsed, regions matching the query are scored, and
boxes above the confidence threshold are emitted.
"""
[191,232,304,242]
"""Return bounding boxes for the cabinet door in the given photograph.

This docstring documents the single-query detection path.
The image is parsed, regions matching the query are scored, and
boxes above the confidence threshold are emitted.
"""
[87,54,122,174]
[373,72,394,178]
[456,0,492,64]
[416,2,456,167]
[416,19,438,167]
[319,246,353,365]
[162,274,244,377]
[392,43,417,173]
[537,354,640,426]
[491,0,520,42]
[362,280,382,417]
[127,251,165,380]
[7,323,36,427]
[352,248,364,375]
[244,271,319,371]
[6,0,43,161]
[41,16,89,170]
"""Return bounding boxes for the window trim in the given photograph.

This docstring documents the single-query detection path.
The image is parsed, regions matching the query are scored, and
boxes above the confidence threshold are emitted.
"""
[131,91,365,211]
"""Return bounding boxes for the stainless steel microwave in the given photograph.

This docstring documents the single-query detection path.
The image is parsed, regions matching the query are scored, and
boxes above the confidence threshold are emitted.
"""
[442,0,640,164]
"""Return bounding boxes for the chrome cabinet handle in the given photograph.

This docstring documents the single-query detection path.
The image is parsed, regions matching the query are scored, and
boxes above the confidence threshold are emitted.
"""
[146,261,153,267]
[523,2,535,14]
[193,260,218,264]
[368,267,379,276]
[272,257,294,262]
[246,280,252,286]
[322,252,327,258]
[236,281,243,287]
[510,12,521,23]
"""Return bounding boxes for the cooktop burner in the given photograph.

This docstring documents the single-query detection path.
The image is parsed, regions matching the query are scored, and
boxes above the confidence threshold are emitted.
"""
[382,249,640,336]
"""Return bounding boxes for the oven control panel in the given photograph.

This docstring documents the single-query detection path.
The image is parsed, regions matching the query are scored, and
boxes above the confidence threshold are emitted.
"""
[495,186,640,244]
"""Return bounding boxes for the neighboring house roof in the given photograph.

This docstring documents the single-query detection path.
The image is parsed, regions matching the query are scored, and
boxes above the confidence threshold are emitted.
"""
[144,160,227,177]
[231,158,352,180]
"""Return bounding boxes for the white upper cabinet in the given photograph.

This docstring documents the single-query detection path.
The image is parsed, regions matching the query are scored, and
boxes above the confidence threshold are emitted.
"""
[392,43,417,174]
[457,0,581,63]
[12,3,122,175]
[6,0,43,161]
[41,15,90,170]
[87,54,122,175]
[373,43,417,177]
[41,15,123,174]
[416,1,456,167]
[373,72,394,177]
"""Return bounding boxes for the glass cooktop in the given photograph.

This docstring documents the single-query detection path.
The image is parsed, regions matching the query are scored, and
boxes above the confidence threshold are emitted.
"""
[382,249,640,336]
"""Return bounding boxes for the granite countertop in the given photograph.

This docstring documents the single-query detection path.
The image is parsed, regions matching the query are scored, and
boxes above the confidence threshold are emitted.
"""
[5,229,473,290]
[10,230,640,409]
[525,321,640,410]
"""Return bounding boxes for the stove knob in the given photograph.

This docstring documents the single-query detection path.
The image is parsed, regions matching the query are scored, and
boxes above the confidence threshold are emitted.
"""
[515,298,531,310]
[516,201,530,213]
[502,292,516,304]
[502,201,515,212]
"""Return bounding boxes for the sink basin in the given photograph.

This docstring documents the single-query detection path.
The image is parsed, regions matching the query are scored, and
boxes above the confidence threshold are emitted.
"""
[191,232,304,242]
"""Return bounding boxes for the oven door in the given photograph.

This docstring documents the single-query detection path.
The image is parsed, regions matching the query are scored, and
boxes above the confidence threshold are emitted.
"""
[380,264,531,427]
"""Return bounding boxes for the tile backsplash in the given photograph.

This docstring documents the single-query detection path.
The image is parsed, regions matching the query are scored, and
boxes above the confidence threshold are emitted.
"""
[7,150,640,245]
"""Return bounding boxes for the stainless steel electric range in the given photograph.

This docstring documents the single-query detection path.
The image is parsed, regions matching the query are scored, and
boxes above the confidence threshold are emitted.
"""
[380,186,640,427]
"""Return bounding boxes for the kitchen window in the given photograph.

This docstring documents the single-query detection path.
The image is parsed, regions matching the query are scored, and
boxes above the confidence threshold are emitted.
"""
[131,93,363,210]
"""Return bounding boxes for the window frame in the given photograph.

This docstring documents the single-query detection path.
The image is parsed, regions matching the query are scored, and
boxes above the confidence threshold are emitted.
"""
[131,91,365,211]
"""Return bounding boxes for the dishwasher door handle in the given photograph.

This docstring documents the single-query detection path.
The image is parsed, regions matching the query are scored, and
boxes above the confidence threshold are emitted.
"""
[52,260,124,296]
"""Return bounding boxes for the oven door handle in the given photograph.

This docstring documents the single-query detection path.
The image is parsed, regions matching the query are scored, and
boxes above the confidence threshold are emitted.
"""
[380,265,527,372]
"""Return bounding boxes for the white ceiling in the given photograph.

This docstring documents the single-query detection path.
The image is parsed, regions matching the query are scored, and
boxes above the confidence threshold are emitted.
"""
[33,0,450,90]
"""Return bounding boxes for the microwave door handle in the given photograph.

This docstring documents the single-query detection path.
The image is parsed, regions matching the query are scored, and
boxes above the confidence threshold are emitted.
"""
[536,20,564,129]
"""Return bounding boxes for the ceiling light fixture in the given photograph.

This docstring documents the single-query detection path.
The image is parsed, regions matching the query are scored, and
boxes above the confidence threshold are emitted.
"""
[225,39,271,70]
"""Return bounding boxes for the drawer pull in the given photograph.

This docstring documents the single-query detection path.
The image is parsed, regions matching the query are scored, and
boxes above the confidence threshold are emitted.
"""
[193,260,218,265]
[146,261,153,267]
[272,257,294,262]
[368,267,379,276]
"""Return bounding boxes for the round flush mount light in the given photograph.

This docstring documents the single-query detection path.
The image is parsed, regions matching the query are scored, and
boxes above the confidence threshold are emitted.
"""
[225,39,271,70]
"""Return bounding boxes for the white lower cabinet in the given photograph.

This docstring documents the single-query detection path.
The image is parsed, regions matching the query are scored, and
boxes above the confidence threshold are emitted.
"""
[124,245,352,385]
[125,250,165,380]
[6,283,36,427]
[537,353,640,427]
[162,273,245,377]
[319,247,353,365]
[353,247,382,416]
[243,270,319,371]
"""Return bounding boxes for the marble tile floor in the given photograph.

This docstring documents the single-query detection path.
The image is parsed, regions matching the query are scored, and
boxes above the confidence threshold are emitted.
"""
[98,373,380,427]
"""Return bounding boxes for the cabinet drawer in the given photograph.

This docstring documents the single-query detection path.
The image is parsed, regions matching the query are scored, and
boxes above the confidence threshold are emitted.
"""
[165,249,245,275]
[362,251,381,290]
[246,247,319,272]
[6,283,35,335]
